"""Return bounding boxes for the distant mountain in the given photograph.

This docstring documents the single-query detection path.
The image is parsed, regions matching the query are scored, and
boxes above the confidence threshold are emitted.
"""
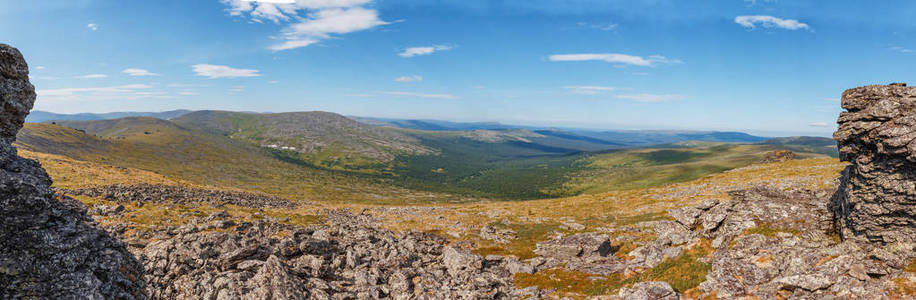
[352,117,517,131]
[171,110,435,171]
[358,116,769,147]
[759,136,838,157]
[26,110,191,123]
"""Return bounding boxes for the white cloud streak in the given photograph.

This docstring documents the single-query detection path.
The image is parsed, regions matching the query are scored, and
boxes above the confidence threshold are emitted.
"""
[221,0,387,51]
[381,91,459,99]
[398,45,452,58]
[615,93,686,103]
[394,75,423,82]
[192,64,261,78]
[734,15,812,31]
[75,74,107,79]
[123,68,159,76]
[564,85,616,95]
[890,46,914,54]
[37,84,168,102]
[548,53,681,67]
[809,122,831,127]
[87,23,98,31]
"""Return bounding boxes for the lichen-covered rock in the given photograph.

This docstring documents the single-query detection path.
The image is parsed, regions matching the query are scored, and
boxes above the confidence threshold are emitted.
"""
[140,210,518,298]
[832,83,916,244]
[617,281,679,300]
[0,43,145,298]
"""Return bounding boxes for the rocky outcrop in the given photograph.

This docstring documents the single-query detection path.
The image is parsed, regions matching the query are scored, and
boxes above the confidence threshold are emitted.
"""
[0,44,145,298]
[140,210,517,298]
[67,183,298,209]
[832,83,916,244]
[684,187,912,299]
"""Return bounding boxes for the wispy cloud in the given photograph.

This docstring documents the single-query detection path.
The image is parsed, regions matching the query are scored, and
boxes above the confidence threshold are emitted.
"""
[890,46,914,54]
[34,66,45,70]
[221,0,388,51]
[548,53,681,67]
[75,74,107,79]
[735,15,812,31]
[178,91,200,96]
[398,45,452,58]
[37,84,166,102]
[123,68,159,76]
[394,75,423,82]
[576,22,617,31]
[87,23,98,31]
[615,93,686,102]
[382,91,459,99]
[809,122,831,127]
[192,64,260,78]
[228,85,246,93]
[564,85,616,95]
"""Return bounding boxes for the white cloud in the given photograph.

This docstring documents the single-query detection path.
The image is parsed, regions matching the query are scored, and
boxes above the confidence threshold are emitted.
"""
[228,85,246,93]
[34,66,45,70]
[564,85,615,95]
[394,75,422,82]
[192,64,260,78]
[398,45,452,58]
[890,46,914,54]
[178,91,200,96]
[268,80,279,84]
[809,122,831,127]
[87,23,98,31]
[222,0,387,51]
[382,91,459,99]
[615,93,686,102]
[577,22,617,31]
[548,53,681,67]
[122,68,159,76]
[735,15,812,31]
[75,74,107,79]
[37,84,166,102]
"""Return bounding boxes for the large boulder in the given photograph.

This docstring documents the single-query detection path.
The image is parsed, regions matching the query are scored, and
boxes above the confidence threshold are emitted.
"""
[831,83,916,244]
[0,44,145,298]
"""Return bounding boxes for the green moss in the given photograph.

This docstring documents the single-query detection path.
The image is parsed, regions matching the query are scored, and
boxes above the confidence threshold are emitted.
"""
[742,222,801,237]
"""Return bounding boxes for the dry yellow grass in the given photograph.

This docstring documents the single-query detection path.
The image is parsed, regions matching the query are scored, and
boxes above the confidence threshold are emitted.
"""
[19,149,184,189]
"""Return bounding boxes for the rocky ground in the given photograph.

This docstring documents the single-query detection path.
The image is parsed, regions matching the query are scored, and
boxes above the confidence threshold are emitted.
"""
[66,183,299,209]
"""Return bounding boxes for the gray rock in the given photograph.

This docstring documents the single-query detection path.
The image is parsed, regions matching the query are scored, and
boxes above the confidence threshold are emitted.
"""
[141,210,515,298]
[618,281,679,300]
[534,233,613,260]
[0,43,146,299]
[653,220,694,246]
[775,274,833,291]
[831,83,916,244]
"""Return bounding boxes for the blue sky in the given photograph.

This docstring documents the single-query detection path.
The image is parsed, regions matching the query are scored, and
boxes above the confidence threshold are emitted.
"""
[2,0,915,136]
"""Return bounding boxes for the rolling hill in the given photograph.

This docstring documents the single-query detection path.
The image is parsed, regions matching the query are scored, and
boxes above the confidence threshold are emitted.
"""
[18,111,836,200]
[171,110,435,172]
[15,120,456,204]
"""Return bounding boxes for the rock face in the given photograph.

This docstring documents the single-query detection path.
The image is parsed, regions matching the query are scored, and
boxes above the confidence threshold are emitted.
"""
[832,83,916,244]
[0,44,145,298]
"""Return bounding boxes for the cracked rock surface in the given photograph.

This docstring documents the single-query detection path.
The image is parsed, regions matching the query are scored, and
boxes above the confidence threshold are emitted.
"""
[0,43,146,299]
[832,83,916,244]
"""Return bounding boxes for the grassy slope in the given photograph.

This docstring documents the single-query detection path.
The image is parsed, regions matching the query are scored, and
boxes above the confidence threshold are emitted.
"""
[170,111,433,172]
[554,143,831,196]
[16,122,459,204]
